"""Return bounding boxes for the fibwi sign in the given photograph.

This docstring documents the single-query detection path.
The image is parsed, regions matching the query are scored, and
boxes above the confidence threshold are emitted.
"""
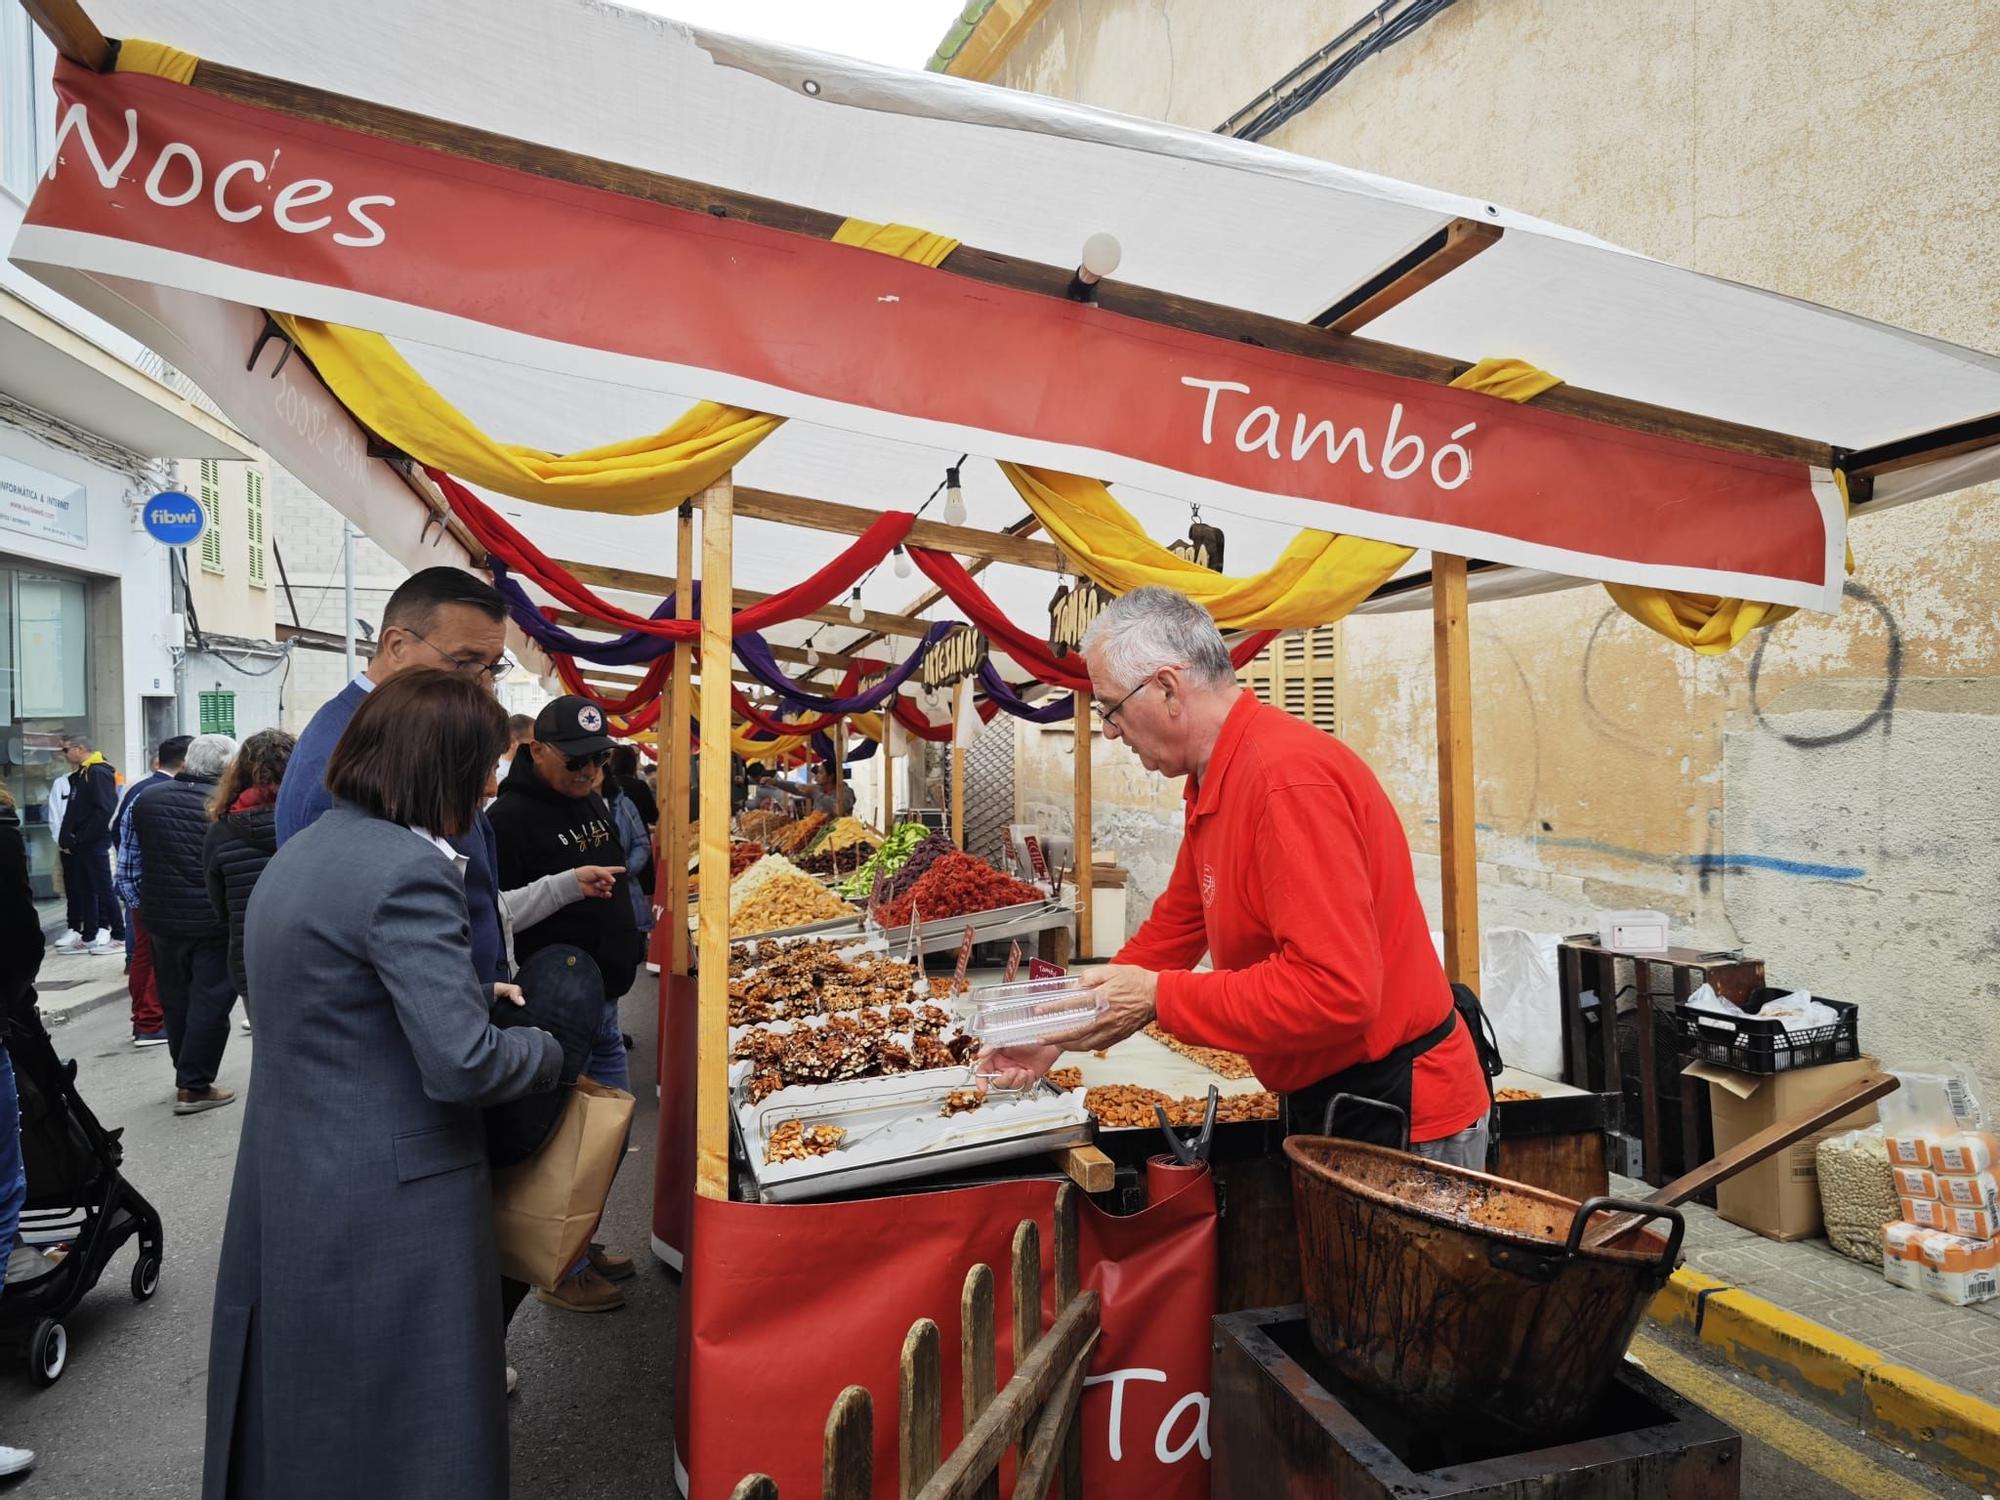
[142,490,206,546]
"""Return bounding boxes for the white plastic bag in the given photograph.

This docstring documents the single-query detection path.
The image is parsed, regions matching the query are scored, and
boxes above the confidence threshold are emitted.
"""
[1478,927,1562,1078]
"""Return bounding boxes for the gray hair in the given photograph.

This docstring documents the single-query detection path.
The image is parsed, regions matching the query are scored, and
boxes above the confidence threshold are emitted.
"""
[1081,586,1234,690]
[184,733,239,779]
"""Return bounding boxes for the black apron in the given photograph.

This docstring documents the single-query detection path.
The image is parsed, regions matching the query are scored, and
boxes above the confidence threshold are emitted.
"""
[1282,983,1504,1148]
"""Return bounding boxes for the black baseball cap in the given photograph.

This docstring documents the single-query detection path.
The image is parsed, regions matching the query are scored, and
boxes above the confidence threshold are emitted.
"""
[534,695,617,756]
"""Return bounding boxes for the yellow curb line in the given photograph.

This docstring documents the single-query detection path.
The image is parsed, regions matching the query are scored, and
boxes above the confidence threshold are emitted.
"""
[1648,1267,2000,1489]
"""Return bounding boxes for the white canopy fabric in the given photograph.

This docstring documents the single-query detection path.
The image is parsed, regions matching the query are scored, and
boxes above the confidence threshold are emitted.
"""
[15,0,2000,676]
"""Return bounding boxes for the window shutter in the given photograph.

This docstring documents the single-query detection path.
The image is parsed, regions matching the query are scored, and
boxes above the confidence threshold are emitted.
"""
[198,460,223,573]
[1236,625,1340,734]
[246,469,267,587]
[198,689,236,737]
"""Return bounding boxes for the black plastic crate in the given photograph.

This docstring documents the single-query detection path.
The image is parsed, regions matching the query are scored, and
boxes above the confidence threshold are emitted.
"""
[1668,989,1860,1075]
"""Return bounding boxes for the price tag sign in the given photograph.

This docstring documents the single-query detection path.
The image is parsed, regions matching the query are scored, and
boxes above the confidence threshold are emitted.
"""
[952,925,977,994]
[907,904,922,961]
[1029,958,1067,980]
[1004,940,1023,984]
[1024,834,1051,890]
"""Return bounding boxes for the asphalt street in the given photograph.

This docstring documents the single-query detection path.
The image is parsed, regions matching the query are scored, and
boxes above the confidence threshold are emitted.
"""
[0,970,1982,1498]
[2,976,677,1498]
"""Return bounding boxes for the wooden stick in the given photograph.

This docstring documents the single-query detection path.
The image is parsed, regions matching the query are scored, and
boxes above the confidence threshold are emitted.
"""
[695,474,735,1201]
[21,0,109,70]
[690,485,1063,572]
[960,1264,999,1500]
[822,1385,874,1500]
[1011,1219,1043,1370]
[951,679,968,850]
[1583,1071,1900,1250]
[1055,1183,1085,1500]
[1431,554,1479,987]
[1010,1338,1101,1500]
[1072,694,1093,961]
[558,566,934,640]
[899,1318,943,1499]
[1315,218,1503,333]
[1050,1146,1113,1195]
[667,506,695,977]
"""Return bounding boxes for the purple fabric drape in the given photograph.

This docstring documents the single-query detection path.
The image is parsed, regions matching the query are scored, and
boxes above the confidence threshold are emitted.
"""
[978,660,1076,723]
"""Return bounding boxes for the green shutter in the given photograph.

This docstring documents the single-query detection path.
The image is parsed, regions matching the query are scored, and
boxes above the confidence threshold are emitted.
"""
[199,690,236,737]
[246,468,267,587]
[198,459,223,573]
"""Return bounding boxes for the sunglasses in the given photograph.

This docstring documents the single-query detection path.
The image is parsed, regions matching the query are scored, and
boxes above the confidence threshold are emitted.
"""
[559,749,613,773]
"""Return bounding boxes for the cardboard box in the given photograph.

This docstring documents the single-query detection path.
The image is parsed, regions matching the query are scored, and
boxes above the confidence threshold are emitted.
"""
[1685,1054,1882,1242]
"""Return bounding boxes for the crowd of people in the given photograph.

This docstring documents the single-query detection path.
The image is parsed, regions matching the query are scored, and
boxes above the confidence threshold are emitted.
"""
[1,566,665,1489]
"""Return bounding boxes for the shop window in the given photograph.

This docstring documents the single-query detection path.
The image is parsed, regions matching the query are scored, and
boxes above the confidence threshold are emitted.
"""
[246,468,267,587]
[198,460,223,573]
[199,689,236,738]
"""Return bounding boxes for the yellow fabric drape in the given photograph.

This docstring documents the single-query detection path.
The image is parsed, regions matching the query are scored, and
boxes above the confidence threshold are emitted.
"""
[115,39,199,84]
[999,358,1554,632]
[271,220,959,516]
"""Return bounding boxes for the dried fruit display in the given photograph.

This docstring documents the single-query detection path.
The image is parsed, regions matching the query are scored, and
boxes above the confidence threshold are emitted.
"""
[1494,1087,1542,1103]
[877,853,1045,928]
[732,1006,975,1092]
[764,1119,846,1164]
[731,875,857,936]
[730,841,766,878]
[772,809,829,856]
[818,817,882,854]
[738,809,790,842]
[940,1090,985,1117]
[730,854,810,912]
[877,833,957,902]
[1143,1023,1257,1081]
[1083,1085,1279,1129]
[927,976,970,1001]
[834,823,934,898]
[727,942,920,1023]
[1046,1067,1084,1092]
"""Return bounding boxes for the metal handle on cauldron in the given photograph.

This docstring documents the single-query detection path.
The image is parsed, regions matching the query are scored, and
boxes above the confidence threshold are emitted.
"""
[1564,1197,1686,1278]
[1321,1093,1411,1152]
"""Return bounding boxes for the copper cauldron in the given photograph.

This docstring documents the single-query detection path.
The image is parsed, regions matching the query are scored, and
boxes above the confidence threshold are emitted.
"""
[1284,1118,1684,1447]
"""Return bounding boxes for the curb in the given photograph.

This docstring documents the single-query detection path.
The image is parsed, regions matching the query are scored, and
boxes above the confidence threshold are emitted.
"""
[1649,1267,2000,1489]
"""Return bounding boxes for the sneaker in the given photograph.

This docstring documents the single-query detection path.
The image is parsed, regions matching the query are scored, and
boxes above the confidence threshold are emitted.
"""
[505,1365,519,1397]
[0,1444,34,1477]
[533,1266,625,1314]
[240,1017,253,1034]
[51,929,84,951]
[588,1242,636,1282]
[132,1029,169,1048]
[87,931,119,955]
[174,1085,238,1116]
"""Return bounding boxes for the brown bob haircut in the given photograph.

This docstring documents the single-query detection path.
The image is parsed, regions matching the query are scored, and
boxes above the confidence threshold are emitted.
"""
[324,668,508,837]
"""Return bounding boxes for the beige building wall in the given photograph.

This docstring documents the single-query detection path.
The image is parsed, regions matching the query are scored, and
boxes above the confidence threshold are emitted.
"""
[176,454,276,642]
[994,0,2000,1079]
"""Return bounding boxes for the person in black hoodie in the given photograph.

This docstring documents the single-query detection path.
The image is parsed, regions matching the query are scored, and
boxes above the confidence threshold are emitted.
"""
[486,695,641,1314]
[203,730,295,1031]
[129,733,239,1115]
[56,735,122,952]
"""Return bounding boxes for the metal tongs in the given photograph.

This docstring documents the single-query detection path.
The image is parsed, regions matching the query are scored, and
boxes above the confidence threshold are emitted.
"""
[1155,1085,1220,1166]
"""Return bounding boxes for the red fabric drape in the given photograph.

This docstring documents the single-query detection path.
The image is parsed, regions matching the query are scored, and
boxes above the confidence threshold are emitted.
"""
[891,695,1001,742]
[430,468,914,640]
[906,546,1092,692]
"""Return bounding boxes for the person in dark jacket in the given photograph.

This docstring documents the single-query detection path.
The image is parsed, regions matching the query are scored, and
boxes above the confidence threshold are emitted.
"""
[204,670,562,1500]
[56,735,122,952]
[129,733,239,1115]
[605,744,658,829]
[487,695,641,1314]
[115,735,190,1048]
[203,730,295,1030]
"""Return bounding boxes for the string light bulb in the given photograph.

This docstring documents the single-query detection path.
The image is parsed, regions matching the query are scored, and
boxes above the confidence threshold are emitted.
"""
[1068,231,1123,301]
[847,587,866,625]
[806,645,821,668]
[942,465,966,527]
[893,544,912,578]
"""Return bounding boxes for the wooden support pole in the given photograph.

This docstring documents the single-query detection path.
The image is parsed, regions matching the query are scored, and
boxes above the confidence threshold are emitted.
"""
[834,716,848,818]
[695,475,734,1201]
[951,679,968,849]
[1431,554,1479,988]
[21,0,110,70]
[666,505,695,977]
[1073,694,1093,962]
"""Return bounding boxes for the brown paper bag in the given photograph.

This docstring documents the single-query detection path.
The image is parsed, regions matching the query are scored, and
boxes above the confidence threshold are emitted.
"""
[491,1076,635,1288]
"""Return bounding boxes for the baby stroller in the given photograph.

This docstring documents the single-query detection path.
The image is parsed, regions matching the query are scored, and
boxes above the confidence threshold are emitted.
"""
[1,998,163,1386]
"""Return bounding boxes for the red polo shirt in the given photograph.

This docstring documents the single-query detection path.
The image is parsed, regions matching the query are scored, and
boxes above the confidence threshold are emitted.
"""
[1115,693,1487,1143]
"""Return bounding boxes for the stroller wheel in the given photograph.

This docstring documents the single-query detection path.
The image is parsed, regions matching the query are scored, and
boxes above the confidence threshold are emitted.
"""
[132,1251,163,1301]
[29,1319,67,1386]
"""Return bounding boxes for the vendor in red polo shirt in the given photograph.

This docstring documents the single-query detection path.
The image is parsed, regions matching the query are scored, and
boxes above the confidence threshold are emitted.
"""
[983,586,1494,1164]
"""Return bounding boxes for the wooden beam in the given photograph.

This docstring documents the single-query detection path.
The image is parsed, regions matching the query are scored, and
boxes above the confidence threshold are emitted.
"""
[695,475,734,1201]
[693,485,1064,572]
[667,506,695,977]
[1313,218,1503,333]
[182,59,1833,469]
[21,0,109,69]
[1843,410,2000,479]
[1073,693,1094,962]
[1431,555,1478,987]
[951,679,968,849]
[1050,1144,1113,1194]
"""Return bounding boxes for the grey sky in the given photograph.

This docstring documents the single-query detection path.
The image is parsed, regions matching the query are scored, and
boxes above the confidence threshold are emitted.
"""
[623,1,970,69]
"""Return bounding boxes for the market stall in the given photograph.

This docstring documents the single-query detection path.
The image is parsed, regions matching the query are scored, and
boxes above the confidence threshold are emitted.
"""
[14,3,2000,1496]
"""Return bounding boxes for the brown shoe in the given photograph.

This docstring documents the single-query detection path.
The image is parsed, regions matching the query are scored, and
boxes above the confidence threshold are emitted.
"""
[588,1242,635,1282]
[534,1267,625,1314]
[174,1086,237,1116]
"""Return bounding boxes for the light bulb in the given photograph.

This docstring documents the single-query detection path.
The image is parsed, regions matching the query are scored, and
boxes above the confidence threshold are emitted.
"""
[893,546,912,578]
[806,646,821,668]
[942,466,966,527]
[1079,232,1122,285]
[848,588,866,625]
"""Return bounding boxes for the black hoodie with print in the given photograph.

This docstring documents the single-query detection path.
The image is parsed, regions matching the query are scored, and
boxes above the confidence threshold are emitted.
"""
[488,745,643,999]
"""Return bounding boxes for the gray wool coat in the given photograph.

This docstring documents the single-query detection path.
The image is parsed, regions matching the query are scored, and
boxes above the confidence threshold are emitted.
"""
[203,805,563,1500]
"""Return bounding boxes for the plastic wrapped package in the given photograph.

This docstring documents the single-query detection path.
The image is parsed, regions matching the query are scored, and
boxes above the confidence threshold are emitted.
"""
[1816,1126,1901,1264]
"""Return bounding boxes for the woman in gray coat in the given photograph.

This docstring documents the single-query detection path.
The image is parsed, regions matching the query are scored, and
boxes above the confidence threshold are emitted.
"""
[203,670,565,1499]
